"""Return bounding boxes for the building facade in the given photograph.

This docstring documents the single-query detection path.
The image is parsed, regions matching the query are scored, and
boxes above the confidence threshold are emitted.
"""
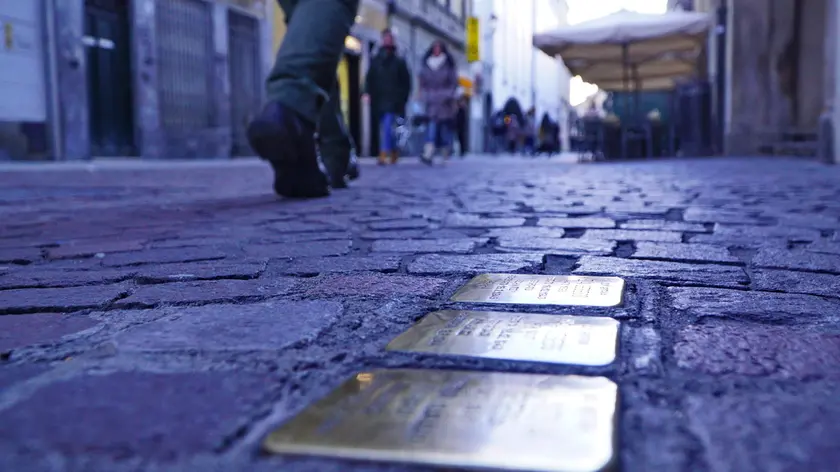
[18,0,275,161]
[533,0,571,150]
[0,0,467,161]
[672,0,834,159]
[0,1,53,161]
[0,0,274,161]
[470,0,571,152]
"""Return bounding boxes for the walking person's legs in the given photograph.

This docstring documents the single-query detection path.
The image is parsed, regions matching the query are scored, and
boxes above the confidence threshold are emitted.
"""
[493,134,504,154]
[378,112,395,165]
[388,114,401,164]
[344,127,360,179]
[439,120,454,160]
[247,0,359,198]
[318,78,354,188]
[422,120,437,164]
[335,89,360,179]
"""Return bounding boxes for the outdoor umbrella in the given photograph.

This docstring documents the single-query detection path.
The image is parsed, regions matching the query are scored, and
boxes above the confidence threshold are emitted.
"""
[533,9,712,66]
[534,10,712,158]
[564,53,701,91]
[533,10,713,97]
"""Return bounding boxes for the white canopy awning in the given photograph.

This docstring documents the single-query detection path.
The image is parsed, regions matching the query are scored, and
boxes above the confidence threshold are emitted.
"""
[534,10,713,90]
[565,52,701,91]
[594,76,682,92]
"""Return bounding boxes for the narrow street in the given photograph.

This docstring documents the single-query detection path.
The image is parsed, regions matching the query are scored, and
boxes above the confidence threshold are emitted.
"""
[1,155,840,471]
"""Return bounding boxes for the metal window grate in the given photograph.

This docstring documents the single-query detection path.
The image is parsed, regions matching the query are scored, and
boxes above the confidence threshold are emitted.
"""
[228,9,262,155]
[156,0,214,130]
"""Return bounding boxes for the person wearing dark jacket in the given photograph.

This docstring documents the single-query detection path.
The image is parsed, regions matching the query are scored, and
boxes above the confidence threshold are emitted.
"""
[363,29,412,165]
[538,113,560,155]
[490,110,507,153]
[418,40,459,164]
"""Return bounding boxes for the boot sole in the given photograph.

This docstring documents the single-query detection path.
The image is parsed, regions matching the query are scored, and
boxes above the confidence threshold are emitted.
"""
[247,120,292,164]
[247,120,330,199]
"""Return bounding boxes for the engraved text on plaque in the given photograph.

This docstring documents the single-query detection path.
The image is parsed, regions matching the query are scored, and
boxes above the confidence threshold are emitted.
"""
[451,274,624,307]
[387,310,619,366]
[263,369,618,472]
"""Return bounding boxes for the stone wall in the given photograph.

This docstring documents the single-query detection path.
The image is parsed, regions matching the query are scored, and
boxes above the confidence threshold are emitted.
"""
[130,0,163,159]
[829,0,840,163]
[825,0,837,108]
[54,0,88,160]
[726,0,826,154]
[796,0,826,129]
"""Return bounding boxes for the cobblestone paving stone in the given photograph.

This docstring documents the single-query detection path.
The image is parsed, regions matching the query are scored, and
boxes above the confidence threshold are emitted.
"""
[2,156,840,471]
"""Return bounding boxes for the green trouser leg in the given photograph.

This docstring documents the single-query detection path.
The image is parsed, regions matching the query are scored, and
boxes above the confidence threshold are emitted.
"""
[268,0,359,124]
[319,77,353,181]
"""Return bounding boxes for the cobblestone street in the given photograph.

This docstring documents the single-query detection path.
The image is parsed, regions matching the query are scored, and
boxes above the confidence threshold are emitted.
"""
[2,155,840,471]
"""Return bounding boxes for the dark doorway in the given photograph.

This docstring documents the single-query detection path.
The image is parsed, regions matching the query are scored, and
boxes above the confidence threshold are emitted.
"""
[84,0,135,156]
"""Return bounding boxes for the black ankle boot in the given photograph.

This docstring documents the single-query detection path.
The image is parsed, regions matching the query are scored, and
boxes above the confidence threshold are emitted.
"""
[247,101,330,198]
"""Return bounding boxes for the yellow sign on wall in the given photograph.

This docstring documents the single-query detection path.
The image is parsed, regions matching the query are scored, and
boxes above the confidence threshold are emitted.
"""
[465,16,479,63]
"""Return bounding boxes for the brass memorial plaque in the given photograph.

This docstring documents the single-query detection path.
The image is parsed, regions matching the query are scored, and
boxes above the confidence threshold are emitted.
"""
[452,274,625,307]
[264,369,617,472]
[387,310,619,366]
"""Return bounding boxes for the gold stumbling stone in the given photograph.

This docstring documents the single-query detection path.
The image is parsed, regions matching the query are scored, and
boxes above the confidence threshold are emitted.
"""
[386,310,619,366]
[451,274,625,307]
[263,369,618,472]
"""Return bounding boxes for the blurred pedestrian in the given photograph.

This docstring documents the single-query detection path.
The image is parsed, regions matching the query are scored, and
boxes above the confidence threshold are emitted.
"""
[490,110,507,153]
[505,114,520,153]
[418,40,459,165]
[538,112,560,155]
[362,29,412,165]
[455,96,468,157]
[247,0,359,198]
[523,107,537,155]
[584,102,601,118]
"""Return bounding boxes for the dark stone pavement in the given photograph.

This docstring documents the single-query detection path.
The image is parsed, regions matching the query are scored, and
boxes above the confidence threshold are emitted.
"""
[1,155,840,471]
